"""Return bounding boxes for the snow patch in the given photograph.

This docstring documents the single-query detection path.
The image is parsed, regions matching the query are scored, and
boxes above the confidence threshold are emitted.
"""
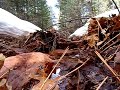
[0,8,41,37]
[69,9,119,37]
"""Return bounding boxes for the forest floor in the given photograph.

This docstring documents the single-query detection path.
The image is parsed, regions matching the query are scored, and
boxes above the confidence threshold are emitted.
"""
[0,15,120,90]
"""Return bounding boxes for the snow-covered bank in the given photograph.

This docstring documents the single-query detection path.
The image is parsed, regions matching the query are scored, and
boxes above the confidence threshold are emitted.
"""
[0,8,41,37]
[69,9,119,38]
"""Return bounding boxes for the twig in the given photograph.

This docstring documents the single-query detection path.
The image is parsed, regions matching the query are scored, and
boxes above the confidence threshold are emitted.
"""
[96,19,103,31]
[96,19,103,48]
[100,47,119,66]
[77,70,80,90]
[61,58,89,78]
[23,35,31,46]
[101,40,119,53]
[0,71,9,79]
[0,65,12,79]
[40,47,69,90]
[95,51,120,82]
[40,58,89,89]
[106,46,119,62]
[50,59,89,82]
[100,33,120,50]
[96,76,108,90]
[111,0,120,14]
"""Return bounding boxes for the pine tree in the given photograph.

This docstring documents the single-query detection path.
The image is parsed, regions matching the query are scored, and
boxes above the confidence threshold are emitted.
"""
[58,0,120,34]
[58,0,84,33]
[0,0,53,29]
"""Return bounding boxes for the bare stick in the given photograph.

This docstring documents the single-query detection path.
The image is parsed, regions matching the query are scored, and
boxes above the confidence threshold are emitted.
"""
[96,19,103,31]
[95,51,120,82]
[101,40,119,53]
[0,70,9,79]
[77,70,80,90]
[96,19,103,47]
[100,33,120,50]
[106,46,119,62]
[46,59,89,88]
[96,76,108,90]
[0,65,13,79]
[23,35,31,46]
[60,59,89,79]
[40,47,69,90]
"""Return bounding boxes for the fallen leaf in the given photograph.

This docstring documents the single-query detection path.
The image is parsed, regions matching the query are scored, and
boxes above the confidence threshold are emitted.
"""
[86,34,99,47]
[0,54,6,61]
[0,54,5,69]
[114,51,120,64]
[0,78,12,90]
[0,52,54,90]
[49,49,79,57]
[32,76,60,90]
[0,79,7,90]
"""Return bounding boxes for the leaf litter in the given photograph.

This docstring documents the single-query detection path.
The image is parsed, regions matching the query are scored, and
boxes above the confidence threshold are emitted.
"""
[0,15,120,90]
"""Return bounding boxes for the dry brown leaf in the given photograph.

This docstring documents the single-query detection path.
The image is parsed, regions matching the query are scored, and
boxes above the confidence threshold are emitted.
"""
[97,33,110,46]
[0,79,7,90]
[0,54,5,69]
[32,77,60,90]
[114,51,120,63]
[6,82,12,90]
[0,78,12,90]
[0,52,54,90]
[49,49,78,57]
[0,54,6,61]
[86,34,99,47]
[88,17,108,35]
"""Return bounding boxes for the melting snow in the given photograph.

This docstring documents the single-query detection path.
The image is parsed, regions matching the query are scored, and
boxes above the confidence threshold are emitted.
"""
[0,8,41,37]
[69,9,119,37]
